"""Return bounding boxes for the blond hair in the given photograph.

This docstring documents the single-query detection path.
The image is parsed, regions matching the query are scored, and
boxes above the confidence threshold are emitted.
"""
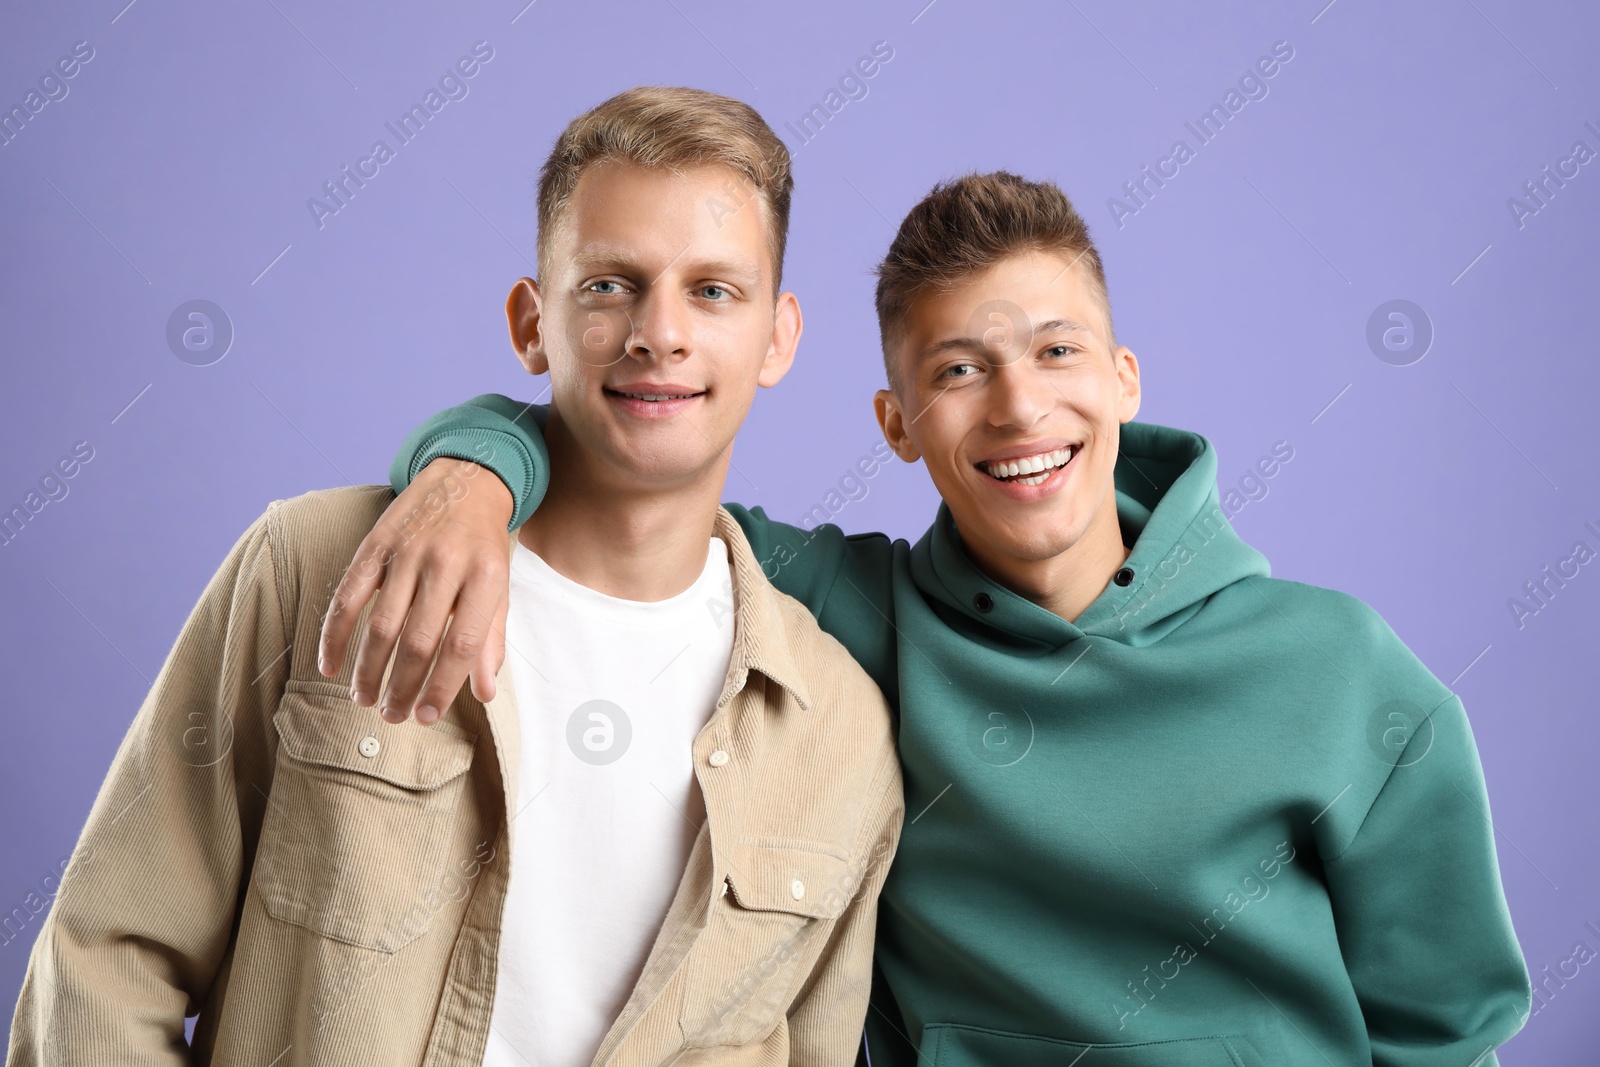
[536,86,794,287]
[874,171,1113,385]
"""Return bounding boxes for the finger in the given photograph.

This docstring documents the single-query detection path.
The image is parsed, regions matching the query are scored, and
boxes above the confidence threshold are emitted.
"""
[378,564,469,723]
[472,593,507,704]
[318,532,392,677]
[347,555,419,712]
[415,561,506,722]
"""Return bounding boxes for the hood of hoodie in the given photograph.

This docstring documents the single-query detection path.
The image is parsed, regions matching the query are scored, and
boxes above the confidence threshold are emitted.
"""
[908,420,1270,650]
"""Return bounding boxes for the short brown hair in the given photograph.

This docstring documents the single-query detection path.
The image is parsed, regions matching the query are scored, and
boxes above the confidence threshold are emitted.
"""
[873,171,1112,386]
[536,86,794,288]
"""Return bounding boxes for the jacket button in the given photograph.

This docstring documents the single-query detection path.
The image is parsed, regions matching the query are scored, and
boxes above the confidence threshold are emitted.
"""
[790,879,805,900]
[973,592,994,613]
[358,736,381,758]
[1114,567,1135,587]
[708,749,730,767]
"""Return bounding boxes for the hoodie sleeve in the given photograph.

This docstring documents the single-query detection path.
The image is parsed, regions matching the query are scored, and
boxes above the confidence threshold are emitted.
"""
[1321,695,1531,1066]
[388,393,549,529]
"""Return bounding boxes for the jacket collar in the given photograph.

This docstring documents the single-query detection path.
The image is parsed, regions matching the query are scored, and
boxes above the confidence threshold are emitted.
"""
[483,506,814,813]
[712,504,814,712]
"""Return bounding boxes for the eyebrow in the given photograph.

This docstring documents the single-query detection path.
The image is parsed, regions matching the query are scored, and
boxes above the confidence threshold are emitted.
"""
[569,245,763,283]
[916,317,1095,363]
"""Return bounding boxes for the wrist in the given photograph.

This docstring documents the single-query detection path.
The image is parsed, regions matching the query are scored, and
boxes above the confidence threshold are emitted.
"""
[419,456,513,529]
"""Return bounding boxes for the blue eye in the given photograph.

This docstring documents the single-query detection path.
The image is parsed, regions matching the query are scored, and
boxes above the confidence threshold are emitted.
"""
[942,364,977,379]
[699,285,728,300]
[1044,345,1072,358]
[588,280,624,294]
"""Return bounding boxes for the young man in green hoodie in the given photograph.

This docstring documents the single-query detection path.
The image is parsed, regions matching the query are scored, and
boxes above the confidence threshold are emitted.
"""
[321,172,1531,1065]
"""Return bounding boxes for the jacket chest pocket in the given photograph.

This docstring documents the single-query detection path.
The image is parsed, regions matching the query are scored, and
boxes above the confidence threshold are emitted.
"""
[680,843,855,1048]
[253,684,477,954]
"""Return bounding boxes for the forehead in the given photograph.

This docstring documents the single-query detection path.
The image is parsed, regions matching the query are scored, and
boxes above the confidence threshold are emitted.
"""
[548,160,773,281]
[894,250,1110,360]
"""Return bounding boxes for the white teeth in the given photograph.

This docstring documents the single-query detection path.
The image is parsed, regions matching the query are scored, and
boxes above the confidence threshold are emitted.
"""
[982,446,1074,482]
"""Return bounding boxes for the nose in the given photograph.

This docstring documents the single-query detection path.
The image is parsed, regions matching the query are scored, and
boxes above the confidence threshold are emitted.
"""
[987,360,1054,432]
[625,287,692,364]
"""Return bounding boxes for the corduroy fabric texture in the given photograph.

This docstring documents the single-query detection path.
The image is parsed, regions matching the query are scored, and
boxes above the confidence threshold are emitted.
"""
[6,486,902,1067]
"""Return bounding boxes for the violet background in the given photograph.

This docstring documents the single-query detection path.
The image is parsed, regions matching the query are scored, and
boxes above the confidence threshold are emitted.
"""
[2,0,1596,1060]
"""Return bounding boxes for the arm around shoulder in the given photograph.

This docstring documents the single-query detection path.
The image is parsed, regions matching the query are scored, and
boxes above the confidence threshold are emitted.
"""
[389,394,549,530]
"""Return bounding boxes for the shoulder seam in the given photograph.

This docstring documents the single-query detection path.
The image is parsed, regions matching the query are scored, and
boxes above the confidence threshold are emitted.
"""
[1324,692,1461,862]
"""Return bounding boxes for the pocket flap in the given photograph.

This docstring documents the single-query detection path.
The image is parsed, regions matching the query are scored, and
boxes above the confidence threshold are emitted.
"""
[274,684,476,791]
[724,844,855,921]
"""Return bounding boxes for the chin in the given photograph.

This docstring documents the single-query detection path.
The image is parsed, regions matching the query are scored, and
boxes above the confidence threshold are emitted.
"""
[956,508,1083,566]
[994,528,1083,564]
[607,445,720,486]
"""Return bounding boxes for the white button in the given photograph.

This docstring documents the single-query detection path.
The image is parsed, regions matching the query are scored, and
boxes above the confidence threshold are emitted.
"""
[708,749,730,767]
[358,736,381,758]
[790,879,805,900]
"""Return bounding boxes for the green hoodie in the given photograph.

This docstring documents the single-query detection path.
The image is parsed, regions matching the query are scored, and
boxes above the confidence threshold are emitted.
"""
[393,396,1530,1066]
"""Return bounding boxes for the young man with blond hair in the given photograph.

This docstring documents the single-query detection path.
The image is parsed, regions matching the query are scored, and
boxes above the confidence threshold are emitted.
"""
[345,169,1532,1064]
[7,87,901,1066]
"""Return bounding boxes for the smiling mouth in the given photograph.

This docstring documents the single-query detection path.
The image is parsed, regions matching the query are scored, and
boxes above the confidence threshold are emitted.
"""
[604,388,705,402]
[977,446,1077,486]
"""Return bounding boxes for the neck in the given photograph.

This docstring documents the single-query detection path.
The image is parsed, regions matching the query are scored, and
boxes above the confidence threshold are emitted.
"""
[960,486,1130,623]
[517,408,727,602]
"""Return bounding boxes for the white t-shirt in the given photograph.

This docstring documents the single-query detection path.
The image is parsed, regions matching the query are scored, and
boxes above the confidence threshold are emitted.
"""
[480,537,735,1067]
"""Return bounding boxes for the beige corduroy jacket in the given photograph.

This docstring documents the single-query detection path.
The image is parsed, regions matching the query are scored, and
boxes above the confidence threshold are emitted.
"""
[6,485,902,1067]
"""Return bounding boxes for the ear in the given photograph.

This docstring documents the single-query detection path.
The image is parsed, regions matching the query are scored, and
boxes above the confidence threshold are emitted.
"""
[874,386,922,463]
[506,278,548,376]
[757,290,802,388]
[1113,344,1141,424]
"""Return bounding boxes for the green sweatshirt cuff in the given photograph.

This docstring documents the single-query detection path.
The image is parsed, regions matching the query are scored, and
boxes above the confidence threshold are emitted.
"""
[388,394,550,529]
